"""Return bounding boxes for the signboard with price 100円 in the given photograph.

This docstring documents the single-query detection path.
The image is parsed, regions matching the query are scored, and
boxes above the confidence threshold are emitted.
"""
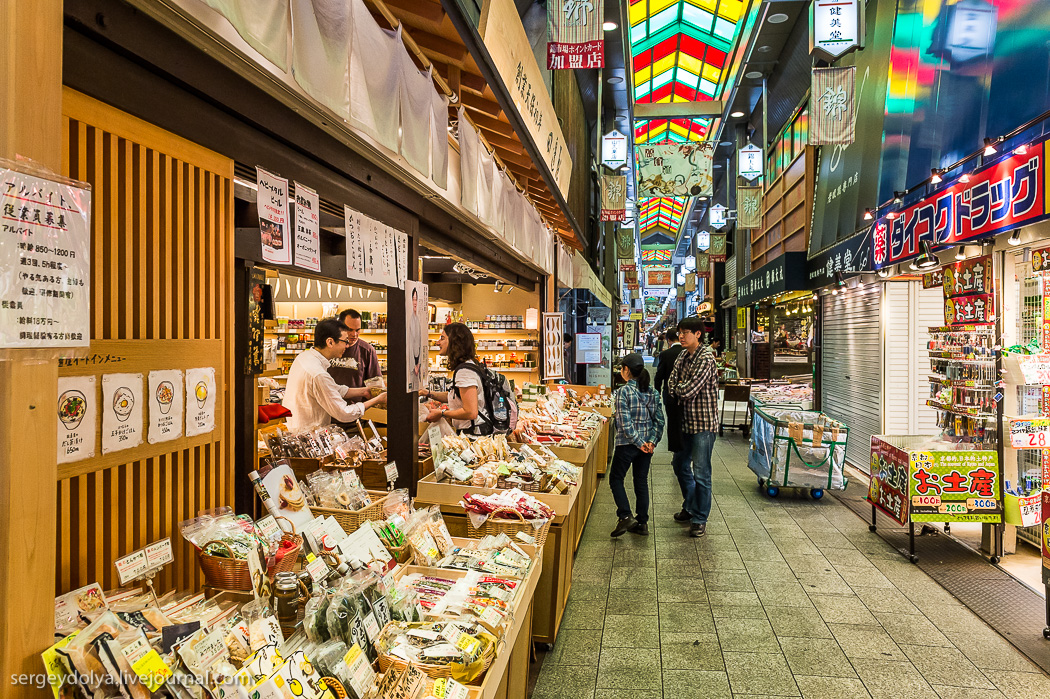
[908,450,1001,524]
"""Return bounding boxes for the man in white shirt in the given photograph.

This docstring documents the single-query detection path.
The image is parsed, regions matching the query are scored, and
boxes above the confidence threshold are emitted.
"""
[282,318,387,432]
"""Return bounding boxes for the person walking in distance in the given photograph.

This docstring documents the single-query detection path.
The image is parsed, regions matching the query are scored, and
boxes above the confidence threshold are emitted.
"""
[609,353,665,537]
[654,327,689,521]
[668,316,719,537]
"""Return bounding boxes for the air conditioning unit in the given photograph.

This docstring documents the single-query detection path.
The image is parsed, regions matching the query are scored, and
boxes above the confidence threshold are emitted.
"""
[721,283,732,298]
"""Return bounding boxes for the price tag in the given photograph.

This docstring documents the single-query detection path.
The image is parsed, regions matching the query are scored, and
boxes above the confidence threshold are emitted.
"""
[1009,418,1050,449]
[131,649,172,693]
[144,538,174,569]
[255,516,281,542]
[479,606,505,628]
[343,644,376,698]
[455,632,481,656]
[120,635,152,666]
[114,549,149,584]
[305,555,330,583]
[384,461,398,482]
[362,611,381,642]
[444,678,471,699]
[440,623,463,646]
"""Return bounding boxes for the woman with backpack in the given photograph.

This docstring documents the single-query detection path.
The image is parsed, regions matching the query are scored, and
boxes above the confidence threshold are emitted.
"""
[422,322,489,434]
[609,352,665,537]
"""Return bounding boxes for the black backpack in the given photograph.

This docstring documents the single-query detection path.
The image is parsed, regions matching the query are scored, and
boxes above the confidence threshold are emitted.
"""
[450,362,519,435]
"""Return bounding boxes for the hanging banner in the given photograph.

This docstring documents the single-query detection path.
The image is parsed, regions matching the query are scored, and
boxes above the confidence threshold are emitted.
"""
[57,376,96,464]
[616,228,635,259]
[406,280,429,392]
[708,234,727,262]
[344,205,366,281]
[942,255,993,326]
[709,204,727,229]
[645,266,673,289]
[810,66,857,146]
[0,163,92,348]
[185,367,216,438]
[810,0,863,61]
[148,370,184,444]
[685,273,696,293]
[546,0,603,69]
[102,373,144,454]
[695,253,710,270]
[293,181,321,273]
[738,144,763,181]
[872,140,1048,269]
[737,186,763,229]
[247,267,267,374]
[543,312,565,380]
[602,130,628,170]
[600,175,627,221]
[635,142,714,198]
[617,319,636,350]
[395,230,409,290]
[623,267,639,290]
[257,167,292,264]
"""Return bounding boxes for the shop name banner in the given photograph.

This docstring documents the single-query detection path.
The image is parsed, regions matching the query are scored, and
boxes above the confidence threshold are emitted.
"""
[635,143,714,198]
[246,267,266,374]
[58,376,96,464]
[922,268,944,289]
[645,266,673,289]
[600,175,626,221]
[867,436,908,526]
[481,0,571,198]
[543,312,565,380]
[257,167,292,265]
[1033,246,1050,273]
[737,186,762,229]
[942,255,993,326]
[811,0,862,60]
[546,0,603,70]
[872,140,1048,268]
[0,163,92,348]
[737,252,807,306]
[806,231,870,287]
[811,66,857,145]
[1009,418,1050,449]
[909,450,1001,523]
[615,228,635,260]
[293,182,321,273]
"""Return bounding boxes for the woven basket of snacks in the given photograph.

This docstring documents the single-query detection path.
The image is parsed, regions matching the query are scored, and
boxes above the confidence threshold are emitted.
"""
[377,634,498,684]
[495,475,543,492]
[467,507,550,548]
[196,517,301,591]
[310,489,394,534]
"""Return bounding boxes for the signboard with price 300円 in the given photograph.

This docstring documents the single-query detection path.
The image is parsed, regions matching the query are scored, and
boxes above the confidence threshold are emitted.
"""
[909,450,1001,523]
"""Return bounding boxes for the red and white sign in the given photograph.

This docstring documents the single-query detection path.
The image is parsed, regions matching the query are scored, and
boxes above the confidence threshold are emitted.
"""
[1009,418,1050,449]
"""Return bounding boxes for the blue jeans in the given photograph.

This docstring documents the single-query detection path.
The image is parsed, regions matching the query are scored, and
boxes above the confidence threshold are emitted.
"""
[609,444,652,523]
[678,431,715,524]
[670,441,695,512]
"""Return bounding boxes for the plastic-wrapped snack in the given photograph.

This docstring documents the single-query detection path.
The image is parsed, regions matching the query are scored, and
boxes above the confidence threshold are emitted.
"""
[426,507,455,557]
[304,587,332,644]
[384,488,412,519]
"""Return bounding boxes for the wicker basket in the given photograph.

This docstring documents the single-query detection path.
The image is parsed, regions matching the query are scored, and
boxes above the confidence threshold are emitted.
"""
[466,507,551,547]
[196,518,301,592]
[496,476,542,492]
[377,630,498,684]
[309,489,394,535]
[321,677,348,699]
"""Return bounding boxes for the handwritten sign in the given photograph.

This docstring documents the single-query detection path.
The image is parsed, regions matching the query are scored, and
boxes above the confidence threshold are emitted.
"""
[147,370,184,444]
[1009,418,1050,449]
[257,168,291,265]
[102,373,144,454]
[293,182,320,273]
[57,375,96,464]
[185,367,216,437]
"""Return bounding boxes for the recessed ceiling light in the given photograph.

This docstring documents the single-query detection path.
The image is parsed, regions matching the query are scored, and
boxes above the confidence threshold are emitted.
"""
[730,110,745,118]
[757,45,772,53]
[745,70,763,79]
[713,164,723,169]
[768,12,789,23]
[720,141,733,146]
[699,196,709,201]
[607,76,623,84]
[603,21,618,31]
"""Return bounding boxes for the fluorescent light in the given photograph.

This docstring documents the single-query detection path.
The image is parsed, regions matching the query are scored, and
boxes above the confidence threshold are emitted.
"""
[603,21,617,31]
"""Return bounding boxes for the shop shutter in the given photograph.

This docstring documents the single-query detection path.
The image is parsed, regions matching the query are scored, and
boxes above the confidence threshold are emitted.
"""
[883,281,942,436]
[822,282,881,472]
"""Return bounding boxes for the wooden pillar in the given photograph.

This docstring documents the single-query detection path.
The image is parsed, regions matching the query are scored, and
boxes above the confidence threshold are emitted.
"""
[0,0,63,692]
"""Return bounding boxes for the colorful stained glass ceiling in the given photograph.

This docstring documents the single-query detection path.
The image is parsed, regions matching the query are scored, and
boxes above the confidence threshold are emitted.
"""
[634,116,712,146]
[639,197,686,236]
[641,247,674,263]
[629,0,747,105]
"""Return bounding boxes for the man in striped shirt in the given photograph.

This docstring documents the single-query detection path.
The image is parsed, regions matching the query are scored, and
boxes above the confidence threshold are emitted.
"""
[668,316,719,537]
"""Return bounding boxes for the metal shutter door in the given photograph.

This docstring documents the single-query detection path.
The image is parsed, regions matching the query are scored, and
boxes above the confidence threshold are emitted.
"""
[883,281,943,436]
[822,283,882,472]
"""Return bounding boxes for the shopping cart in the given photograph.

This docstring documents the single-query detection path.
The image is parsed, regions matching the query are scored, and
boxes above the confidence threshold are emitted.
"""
[747,406,849,499]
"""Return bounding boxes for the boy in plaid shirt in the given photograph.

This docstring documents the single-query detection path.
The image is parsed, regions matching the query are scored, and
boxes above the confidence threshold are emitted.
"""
[668,316,719,537]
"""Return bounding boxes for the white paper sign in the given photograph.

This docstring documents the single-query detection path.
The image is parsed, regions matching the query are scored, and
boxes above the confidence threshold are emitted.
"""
[543,312,565,380]
[575,332,602,364]
[395,230,409,289]
[0,166,92,348]
[185,367,217,437]
[378,224,398,287]
[257,167,292,265]
[144,538,174,568]
[148,370,184,444]
[114,549,149,584]
[738,143,763,181]
[293,182,321,273]
[811,0,861,60]
[57,375,96,464]
[344,206,365,280]
[102,373,144,454]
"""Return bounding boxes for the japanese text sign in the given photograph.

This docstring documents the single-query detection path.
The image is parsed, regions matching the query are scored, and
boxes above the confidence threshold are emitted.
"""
[867,436,909,526]
[257,167,291,265]
[922,268,944,289]
[1009,418,1050,449]
[872,140,1047,268]
[738,144,763,181]
[810,0,862,60]
[547,0,604,69]
[908,450,1001,523]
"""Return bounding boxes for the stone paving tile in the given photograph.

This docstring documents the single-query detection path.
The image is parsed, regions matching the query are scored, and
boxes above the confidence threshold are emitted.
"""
[532,438,1049,699]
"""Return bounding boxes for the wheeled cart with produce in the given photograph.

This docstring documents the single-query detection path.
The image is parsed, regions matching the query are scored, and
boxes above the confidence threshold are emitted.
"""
[747,407,849,499]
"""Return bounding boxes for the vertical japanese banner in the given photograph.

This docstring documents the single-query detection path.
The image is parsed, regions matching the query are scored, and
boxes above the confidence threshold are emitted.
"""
[293,181,321,273]
[547,0,603,69]
[0,164,92,348]
[685,273,696,293]
[405,280,429,392]
[708,234,727,262]
[247,266,266,374]
[256,167,292,264]
[147,370,184,444]
[543,312,565,380]
[615,227,635,259]
[344,205,366,281]
[101,373,144,454]
[379,225,399,287]
[362,219,380,283]
[600,174,627,221]
[57,376,96,464]
[810,66,857,145]
[185,367,217,437]
[737,186,763,229]
[942,255,993,326]
[394,230,409,289]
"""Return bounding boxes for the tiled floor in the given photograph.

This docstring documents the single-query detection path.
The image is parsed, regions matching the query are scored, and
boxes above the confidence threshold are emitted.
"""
[531,434,1050,699]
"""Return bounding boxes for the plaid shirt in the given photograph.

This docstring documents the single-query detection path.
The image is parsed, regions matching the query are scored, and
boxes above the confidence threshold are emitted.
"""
[668,346,718,433]
[613,379,665,448]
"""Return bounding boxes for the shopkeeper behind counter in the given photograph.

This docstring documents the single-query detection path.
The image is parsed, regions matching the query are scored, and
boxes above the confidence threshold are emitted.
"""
[328,308,382,399]
[283,318,387,432]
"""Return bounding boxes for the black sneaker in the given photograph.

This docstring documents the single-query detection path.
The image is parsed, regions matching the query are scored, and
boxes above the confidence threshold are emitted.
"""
[689,522,707,538]
[673,509,691,523]
[629,521,649,536]
[611,517,637,537]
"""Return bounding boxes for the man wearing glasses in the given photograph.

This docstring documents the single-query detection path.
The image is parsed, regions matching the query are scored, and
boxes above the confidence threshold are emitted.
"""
[667,315,719,538]
[283,318,387,432]
[329,308,383,402]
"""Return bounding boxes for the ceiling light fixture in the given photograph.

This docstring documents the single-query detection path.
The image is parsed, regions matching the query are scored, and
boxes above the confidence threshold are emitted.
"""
[1015,143,1028,155]
[877,267,890,278]
[757,45,772,53]
[955,247,966,261]
[1009,229,1023,246]
[607,76,623,84]
[959,172,971,183]
[983,138,998,156]
[863,209,874,221]
[768,12,789,23]
[745,70,763,79]
[602,21,617,31]
[720,141,733,146]
[915,240,939,269]
[930,168,943,184]
[730,110,745,118]
[893,191,904,204]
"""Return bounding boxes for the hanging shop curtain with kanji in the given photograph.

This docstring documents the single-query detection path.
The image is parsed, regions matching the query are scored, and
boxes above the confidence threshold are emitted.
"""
[548,0,604,69]
[737,186,762,229]
[600,174,626,221]
[810,66,856,145]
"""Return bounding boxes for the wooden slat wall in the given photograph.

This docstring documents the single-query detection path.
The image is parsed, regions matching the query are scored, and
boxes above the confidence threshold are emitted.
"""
[56,89,235,594]
[752,148,810,269]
